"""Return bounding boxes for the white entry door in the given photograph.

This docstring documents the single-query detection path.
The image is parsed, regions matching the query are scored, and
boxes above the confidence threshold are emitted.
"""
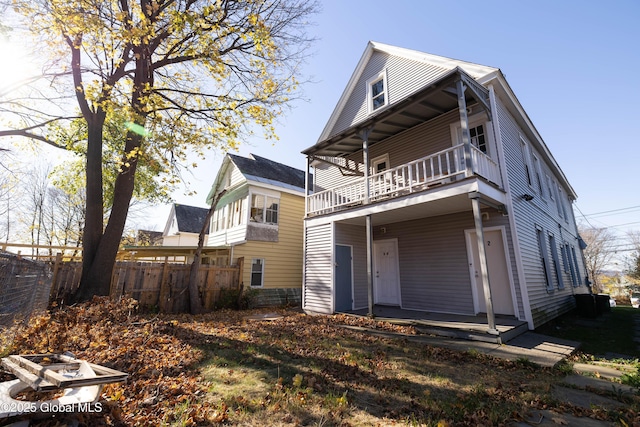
[467,228,515,316]
[373,239,401,306]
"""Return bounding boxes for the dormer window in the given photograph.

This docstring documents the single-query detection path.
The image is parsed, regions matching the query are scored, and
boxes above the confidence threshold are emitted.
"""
[367,70,388,113]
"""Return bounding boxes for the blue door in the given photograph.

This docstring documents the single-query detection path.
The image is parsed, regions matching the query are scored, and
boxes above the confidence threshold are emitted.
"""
[335,245,353,312]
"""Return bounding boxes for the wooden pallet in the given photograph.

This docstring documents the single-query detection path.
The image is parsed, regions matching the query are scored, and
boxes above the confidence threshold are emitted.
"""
[1,353,127,392]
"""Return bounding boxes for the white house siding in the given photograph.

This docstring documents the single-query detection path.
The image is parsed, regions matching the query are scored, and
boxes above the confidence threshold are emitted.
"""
[496,98,587,328]
[334,223,368,309]
[208,223,247,246]
[303,223,333,313]
[162,233,199,247]
[361,210,519,315]
[229,163,245,188]
[330,51,450,139]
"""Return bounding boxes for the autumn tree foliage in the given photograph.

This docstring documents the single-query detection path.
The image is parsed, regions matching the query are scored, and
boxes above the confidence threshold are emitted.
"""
[579,225,616,293]
[0,0,317,301]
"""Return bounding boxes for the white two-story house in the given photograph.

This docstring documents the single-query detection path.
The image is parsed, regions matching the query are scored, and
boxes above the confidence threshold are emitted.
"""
[301,42,588,338]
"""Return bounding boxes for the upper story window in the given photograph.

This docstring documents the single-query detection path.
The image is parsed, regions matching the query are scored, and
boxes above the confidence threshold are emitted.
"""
[532,154,545,199]
[370,153,390,174]
[520,136,533,187]
[250,194,279,225]
[366,70,388,113]
[450,113,493,159]
[470,124,487,154]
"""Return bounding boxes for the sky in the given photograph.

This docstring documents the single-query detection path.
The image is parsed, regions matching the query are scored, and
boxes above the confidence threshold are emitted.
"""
[3,1,639,266]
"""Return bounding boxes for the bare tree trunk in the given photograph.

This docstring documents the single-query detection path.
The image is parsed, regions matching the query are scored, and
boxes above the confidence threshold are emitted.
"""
[189,190,226,314]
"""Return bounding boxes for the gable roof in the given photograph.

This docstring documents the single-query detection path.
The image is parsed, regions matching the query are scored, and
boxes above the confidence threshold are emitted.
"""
[228,153,306,191]
[206,153,308,204]
[317,41,499,144]
[173,204,209,234]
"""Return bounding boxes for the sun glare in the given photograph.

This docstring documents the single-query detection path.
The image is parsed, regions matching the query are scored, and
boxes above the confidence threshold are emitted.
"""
[0,38,38,95]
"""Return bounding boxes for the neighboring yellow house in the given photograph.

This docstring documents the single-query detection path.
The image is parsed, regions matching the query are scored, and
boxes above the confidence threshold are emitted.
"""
[206,153,307,306]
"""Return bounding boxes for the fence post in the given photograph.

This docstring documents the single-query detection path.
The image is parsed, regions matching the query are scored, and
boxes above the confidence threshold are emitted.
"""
[236,257,244,290]
[158,257,170,312]
[50,252,62,300]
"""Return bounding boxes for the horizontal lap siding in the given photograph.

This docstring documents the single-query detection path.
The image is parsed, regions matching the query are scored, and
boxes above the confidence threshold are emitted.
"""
[315,109,460,192]
[233,193,304,289]
[369,110,459,168]
[331,51,450,138]
[335,223,367,309]
[372,212,476,315]
[303,223,333,313]
[497,99,586,328]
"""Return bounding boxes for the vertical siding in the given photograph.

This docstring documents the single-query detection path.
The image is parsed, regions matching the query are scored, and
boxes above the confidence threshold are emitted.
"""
[497,98,586,328]
[303,222,333,313]
[335,223,367,309]
[331,51,450,138]
[232,193,305,289]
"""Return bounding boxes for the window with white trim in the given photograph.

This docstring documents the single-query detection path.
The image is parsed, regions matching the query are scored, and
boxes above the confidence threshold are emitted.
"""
[532,154,545,198]
[250,194,279,225]
[549,233,564,290]
[469,124,488,154]
[545,174,555,202]
[520,137,533,187]
[564,243,578,287]
[250,258,264,287]
[536,227,553,292]
[370,153,390,174]
[366,71,388,113]
[570,246,582,287]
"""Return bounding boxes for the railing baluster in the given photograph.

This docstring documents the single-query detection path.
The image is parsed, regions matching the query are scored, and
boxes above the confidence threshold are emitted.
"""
[305,144,500,215]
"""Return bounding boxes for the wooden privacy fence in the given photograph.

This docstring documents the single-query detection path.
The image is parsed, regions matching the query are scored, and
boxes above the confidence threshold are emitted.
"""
[51,257,243,313]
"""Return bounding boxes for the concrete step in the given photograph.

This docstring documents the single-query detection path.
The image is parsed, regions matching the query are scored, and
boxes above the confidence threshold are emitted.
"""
[413,324,501,343]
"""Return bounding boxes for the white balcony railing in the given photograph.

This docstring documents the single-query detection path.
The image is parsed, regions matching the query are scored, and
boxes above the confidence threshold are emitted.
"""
[307,144,501,216]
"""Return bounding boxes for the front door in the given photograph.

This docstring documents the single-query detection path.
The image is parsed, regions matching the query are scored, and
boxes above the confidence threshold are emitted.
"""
[373,239,401,306]
[467,228,515,315]
[335,245,353,312]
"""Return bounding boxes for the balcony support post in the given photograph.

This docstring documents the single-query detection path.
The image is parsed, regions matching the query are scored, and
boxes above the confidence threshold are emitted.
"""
[304,156,310,215]
[470,192,500,341]
[366,214,374,318]
[357,127,373,204]
[456,79,474,177]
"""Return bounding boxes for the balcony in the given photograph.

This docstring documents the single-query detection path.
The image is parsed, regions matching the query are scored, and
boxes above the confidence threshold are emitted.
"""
[307,144,501,216]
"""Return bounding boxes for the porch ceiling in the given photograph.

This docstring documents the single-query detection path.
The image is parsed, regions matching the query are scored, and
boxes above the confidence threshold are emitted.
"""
[303,68,487,158]
[338,191,474,227]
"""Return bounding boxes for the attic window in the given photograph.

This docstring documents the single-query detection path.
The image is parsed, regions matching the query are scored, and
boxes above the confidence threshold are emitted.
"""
[367,70,388,113]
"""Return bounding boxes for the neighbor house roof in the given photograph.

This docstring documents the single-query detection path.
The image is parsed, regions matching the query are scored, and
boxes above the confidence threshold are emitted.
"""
[229,153,306,191]
[173,204,209,233]
[206,153,309,205]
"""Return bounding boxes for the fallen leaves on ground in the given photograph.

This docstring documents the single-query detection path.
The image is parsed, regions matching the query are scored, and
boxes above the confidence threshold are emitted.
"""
[1,297,638,426]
